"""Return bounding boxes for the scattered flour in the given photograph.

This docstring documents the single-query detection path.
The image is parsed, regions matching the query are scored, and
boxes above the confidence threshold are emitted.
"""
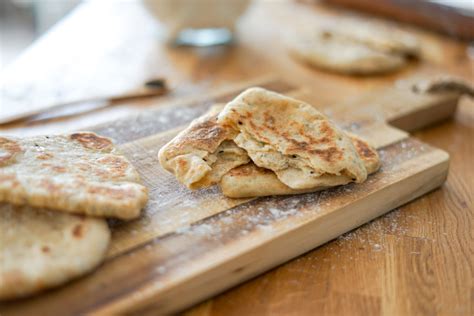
[155,266,166,274]
[372,244,383,251]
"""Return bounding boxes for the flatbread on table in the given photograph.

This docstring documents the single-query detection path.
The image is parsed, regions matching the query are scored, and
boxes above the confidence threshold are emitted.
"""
[218,88,370,190]
[158,105,249,189]
[220,134,380,198]
[289,17,419,75]
[332,18,420,56]
[0,132,148,220]
[0,204,110,301]
[290,30,406,75]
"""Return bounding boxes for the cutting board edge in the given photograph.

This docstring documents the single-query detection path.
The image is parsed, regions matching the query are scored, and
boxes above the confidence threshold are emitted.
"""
[388,95,459,132]
[94,148,450,315]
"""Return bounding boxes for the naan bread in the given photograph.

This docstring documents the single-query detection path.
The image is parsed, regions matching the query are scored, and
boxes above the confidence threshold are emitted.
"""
[158,105,249,189]
[0,132,148,220]
[220,134,380,198]
[218,88,369,190]
[0,204,110,300]
[291,30,406,75]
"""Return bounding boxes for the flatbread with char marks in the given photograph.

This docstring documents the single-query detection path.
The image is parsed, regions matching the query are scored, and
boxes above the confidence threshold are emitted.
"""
[0,204,110,300]
[218,88,369,190]
[158,105,249,189]
[220,133,380,198]
[0,132,148,220]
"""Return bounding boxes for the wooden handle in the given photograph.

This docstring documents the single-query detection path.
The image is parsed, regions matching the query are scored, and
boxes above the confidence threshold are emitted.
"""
[322,0,474,40]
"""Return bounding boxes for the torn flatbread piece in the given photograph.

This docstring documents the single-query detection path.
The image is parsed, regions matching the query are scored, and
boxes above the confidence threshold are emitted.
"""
[291,30,406,75]
[158,105,250,189]
[0,132,148,220]
[0,204,110,301]
[220,133,380,198]
[218,88,369,190]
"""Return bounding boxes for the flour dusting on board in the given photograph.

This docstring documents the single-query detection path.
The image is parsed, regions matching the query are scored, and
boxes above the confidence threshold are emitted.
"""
[167,139,431,255]
[92,100,213,144]
[378,139,429,173]
[111,132,433,270]
[173,192,326,240]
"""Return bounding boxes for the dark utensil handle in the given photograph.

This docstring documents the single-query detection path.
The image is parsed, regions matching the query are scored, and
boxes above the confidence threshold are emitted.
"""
[322,0,474,40]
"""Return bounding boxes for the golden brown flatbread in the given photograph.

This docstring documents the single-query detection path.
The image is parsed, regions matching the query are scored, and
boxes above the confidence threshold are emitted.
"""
[218,88,369,190]
[158,105,249,189]
[220,134,380,198]
[160,89,380,198]
[0,132,148,220]
[0,204,110,300]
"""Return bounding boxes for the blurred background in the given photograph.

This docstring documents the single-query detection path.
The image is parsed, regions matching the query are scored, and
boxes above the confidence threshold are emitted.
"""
[1,0,79,70]
[1,0,473,71]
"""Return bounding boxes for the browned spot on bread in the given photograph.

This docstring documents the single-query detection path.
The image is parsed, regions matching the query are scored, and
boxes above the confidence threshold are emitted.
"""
[178,159,188,168]
[52,166,67,173]
[171,113,230,153]
[263,111,275,125]
[319,121,335,138]
[0,137,22,166]
[72,224,83,238]
[36,152,54,160]
[76,162,92,172]
[70,132,113,151]
[318,137,331,144]
[97,156,128,178]
[309,146,343,163]
[228,164,272,177]
[248,119,271,143]
[40,179,61,193]
[352,137,376,159]
[191,117,226,138]
[41,246,50,253]
[41,162,67,173]
[347,134,380,173]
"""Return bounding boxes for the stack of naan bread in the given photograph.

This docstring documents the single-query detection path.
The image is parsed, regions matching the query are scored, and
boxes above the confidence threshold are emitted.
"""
[289,18,420,75]
[0,132,148,300]
[160,88,381,197]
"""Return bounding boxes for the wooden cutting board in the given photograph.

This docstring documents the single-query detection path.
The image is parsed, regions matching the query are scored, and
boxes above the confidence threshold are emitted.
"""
[0,76,461,315]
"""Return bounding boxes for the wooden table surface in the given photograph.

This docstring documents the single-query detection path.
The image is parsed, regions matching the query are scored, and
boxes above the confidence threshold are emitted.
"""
[0,1,472,315]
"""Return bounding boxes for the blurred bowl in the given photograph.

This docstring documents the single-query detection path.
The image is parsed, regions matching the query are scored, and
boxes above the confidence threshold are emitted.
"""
[143,0,251,46]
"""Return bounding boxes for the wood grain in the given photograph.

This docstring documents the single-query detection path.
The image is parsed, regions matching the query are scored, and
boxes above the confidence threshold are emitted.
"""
[0,77,454,315]
[0,0,472,315]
